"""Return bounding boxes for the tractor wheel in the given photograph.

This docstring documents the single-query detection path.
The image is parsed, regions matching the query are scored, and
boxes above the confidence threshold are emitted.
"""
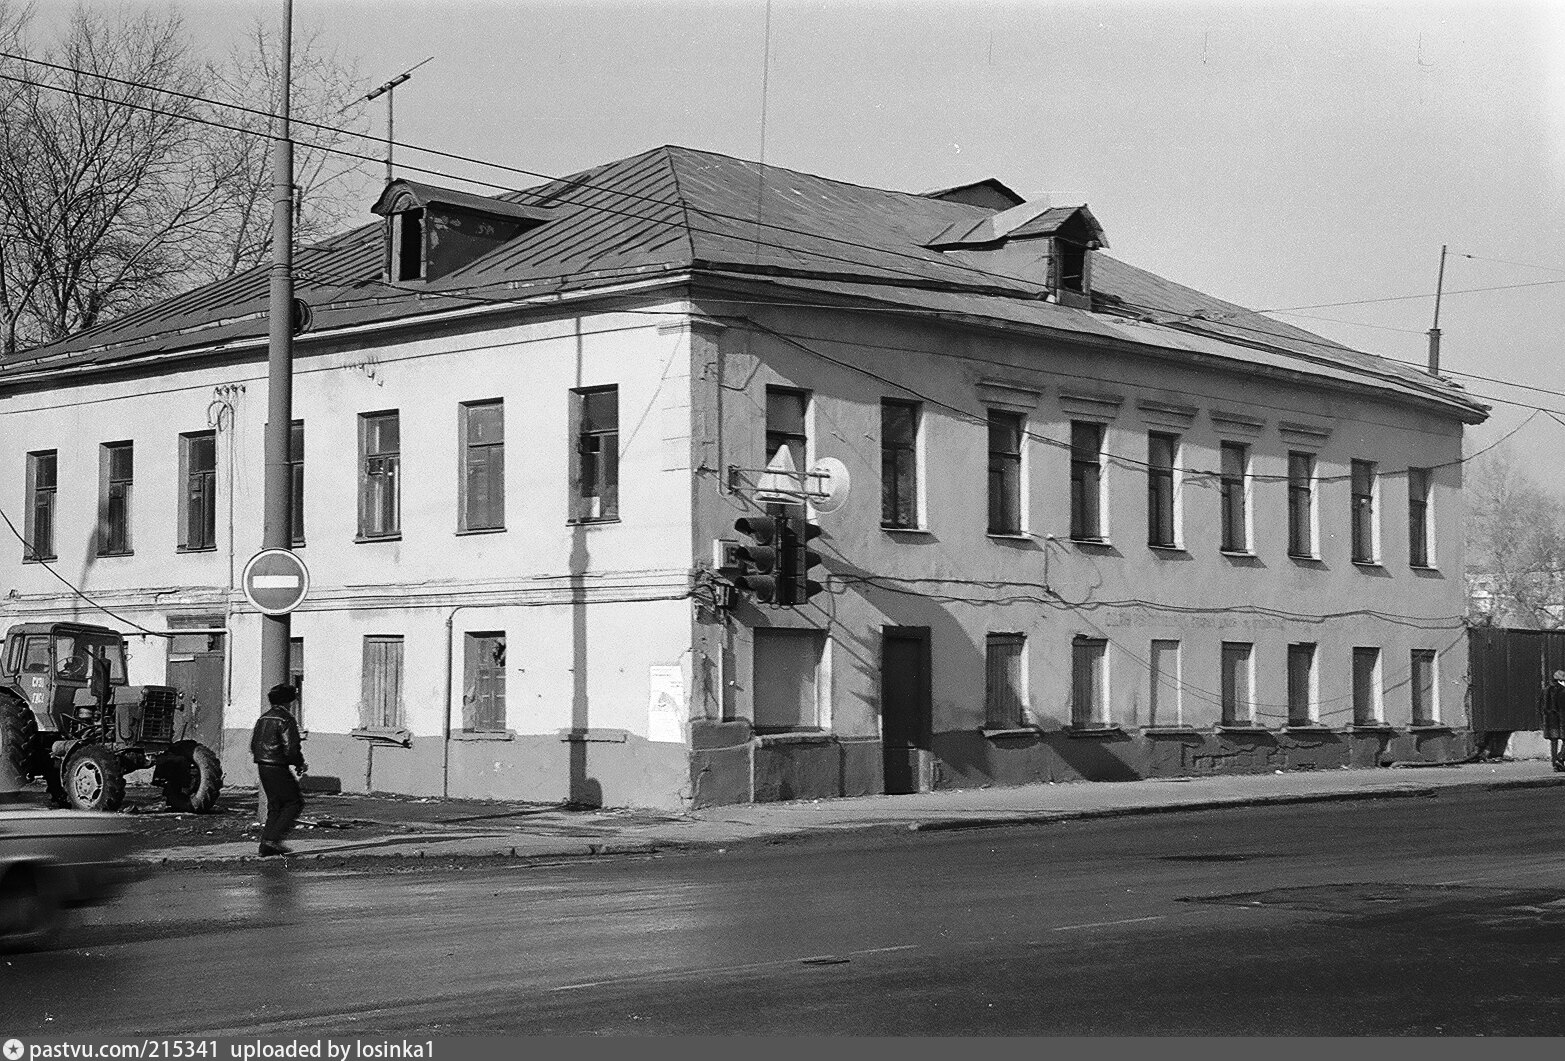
[61,744,125,812]
[161,740,224,813]
[0,694,39,792]
[0,867,61,952]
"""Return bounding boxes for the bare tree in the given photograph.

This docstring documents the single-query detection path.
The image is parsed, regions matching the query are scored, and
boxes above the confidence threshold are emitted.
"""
[0,4,371,358]
[1466,449,1565,629]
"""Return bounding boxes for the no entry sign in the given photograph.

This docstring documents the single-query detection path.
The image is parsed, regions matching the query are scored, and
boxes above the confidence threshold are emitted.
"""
[241,549,310,616]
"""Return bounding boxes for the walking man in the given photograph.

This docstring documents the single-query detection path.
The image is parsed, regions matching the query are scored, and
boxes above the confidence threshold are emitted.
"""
[252,683,307,856]
[1541,670,1565,773]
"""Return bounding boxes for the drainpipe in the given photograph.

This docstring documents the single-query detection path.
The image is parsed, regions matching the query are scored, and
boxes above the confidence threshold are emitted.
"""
[443,607,465,798]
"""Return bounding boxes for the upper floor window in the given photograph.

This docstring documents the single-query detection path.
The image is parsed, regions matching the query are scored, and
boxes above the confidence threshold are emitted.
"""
[1351,459,1378,563]
[1408,467,1432,567]
[178,431,217,552]
[1147,433,1177,548]
[358,411,401,540]
[881,400,920,529]
[987,410,1023,535]
[389,209,425,281]
[289,421,305,547]
[1219,442,1249,553]
[24,450,57,562]
[765,387,808,472]
[1287,451,1316,558]
[1069,421,1104,542]
[571,386,619,522]
[984,633,1027,729]
[460,400,505,532]
[98,441,134,556]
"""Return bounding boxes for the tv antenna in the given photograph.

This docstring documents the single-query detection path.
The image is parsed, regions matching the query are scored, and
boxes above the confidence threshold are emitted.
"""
[356,56,434,183]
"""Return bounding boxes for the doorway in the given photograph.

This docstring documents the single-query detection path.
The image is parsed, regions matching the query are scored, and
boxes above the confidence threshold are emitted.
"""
[881,626,931,794]
[165,628,226,753]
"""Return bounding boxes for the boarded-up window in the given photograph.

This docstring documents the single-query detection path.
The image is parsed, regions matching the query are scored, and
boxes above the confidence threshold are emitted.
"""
[1411,649,1438,726]
[1288,452,1315,558]
[1287,642,1316,725]
[1147,433,1176,548]
[463,632,507,733]
[1071,637,1108,728]
[1408,467,1432,567]
[289,637,305,725]
[359,412,400,539]
[881,400,919,529]
[1351,460,1377,563]
[179,431,217,551]
[361,635,404,729]
[987,410,1022,535]
[289,421,305,547]
[24,450,57,562]
[1352,647,1382,725]
[1219,442,1248,552]
[752,628,823,732]
[1220,641,1254,725]
[99,441,133,555]
[985,633,1026,728]
[460,400,505,531]
[571,386,619,521]
[1149,639,1180,726]
[1070,421,1104,541]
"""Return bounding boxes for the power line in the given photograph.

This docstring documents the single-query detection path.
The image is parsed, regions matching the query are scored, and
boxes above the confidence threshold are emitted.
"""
[0,505,165,636]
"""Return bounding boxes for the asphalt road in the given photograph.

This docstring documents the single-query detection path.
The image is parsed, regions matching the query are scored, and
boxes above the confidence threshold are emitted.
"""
[7,785,1565,1036]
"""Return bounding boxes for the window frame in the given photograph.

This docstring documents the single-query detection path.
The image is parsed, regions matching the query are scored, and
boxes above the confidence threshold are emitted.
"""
[24,450,57,563]
[1070,636,1109,729]
[178,430,218,553]
[357,411,402,541]
[389,208,426,282]
[289,420,305,548]
[1410,648,1439,726]
[288,636,305,726]
[1069,420,1105,542]
[984,633,1028,729]
[1146,432,1178,548]
[360,634,406,730]
[880,399,921,530]
[1220,641,1255,726]
[1148,639,1182,727]
[98,441,134,557]
[1287,451,1317,559]
[1408,466,1433,568]
[1287,642,1318,725]
[463,631,508,733]
[1219,441,1250,553]
[1350,459,1379,564]
[1351,647,1383,726]
[764,386,810,473]
[986,409,1024,536]
[570,386,620,523]
[459,399,506,533]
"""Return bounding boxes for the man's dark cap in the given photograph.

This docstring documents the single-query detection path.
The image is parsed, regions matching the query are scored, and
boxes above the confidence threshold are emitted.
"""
[268,683,298,706]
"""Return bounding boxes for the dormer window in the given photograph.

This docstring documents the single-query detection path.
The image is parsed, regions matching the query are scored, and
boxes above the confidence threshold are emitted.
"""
[1055,239,1088,294]
[926,201,1106,310]
[390,208,425,282]
[372,180,553,284]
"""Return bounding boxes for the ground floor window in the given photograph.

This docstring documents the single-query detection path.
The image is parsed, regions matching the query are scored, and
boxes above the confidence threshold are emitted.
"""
[1410,649,1438,726]
[1287,643,1317,725]
[753,628,825,732]
[463,632,508,733]
[289,637,305,725]
[361,635,405,730]
[1352,647,1383,725]
[1220,642,1254,725]
[1071,637,1109,728]
[985,633,1027,728]
[1148,639,1181,726]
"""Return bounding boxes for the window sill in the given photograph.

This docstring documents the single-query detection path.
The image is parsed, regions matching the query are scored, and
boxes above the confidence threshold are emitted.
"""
[455,526,507,536]
[882,525,932,535]
[96,550,133,558]
[1288,553,1323,564]
[1409,564,1441,573]
[1217,725,1272,734]
[568,517,621,527]
[757,730,833,745]
[351,726,411,746]
[1408,724,1452,732]
[1066,725,1125,738]
[1219,549,1257,559]
[1070,537,1113,548]
[1346,723,1394,732]
[354,534,402,544]
[981,726,1042,740]
[1284,722,1329,731]
[176,545,217,554]
[1147,544,1186,555]
[290,542,306,550]
[986,531,1031,541]
[558,727,628,743]
[452,729,514,741]
[1350,559,1383,569]
[20,556,57,564]
[1142,725,1201,734]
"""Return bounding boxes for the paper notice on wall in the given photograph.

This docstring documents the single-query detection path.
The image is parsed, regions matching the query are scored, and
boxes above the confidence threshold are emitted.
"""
[648,665,686,744]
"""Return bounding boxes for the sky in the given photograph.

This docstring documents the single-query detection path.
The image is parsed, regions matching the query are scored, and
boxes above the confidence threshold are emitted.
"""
[34,0,1565,491]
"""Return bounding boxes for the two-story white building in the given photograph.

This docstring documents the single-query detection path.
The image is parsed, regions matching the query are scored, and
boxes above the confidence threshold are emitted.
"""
[0,146,1488,808]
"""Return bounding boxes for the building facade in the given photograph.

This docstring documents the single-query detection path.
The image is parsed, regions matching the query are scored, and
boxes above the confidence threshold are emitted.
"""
[0,148,1487,808]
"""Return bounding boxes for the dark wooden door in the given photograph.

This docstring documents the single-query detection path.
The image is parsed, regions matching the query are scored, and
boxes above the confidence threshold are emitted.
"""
[166,650,225,753]
[881,627,931,795]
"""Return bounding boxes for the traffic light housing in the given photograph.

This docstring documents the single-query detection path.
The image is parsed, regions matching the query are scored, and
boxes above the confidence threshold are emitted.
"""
[722,513,783,604]
[786,517,825,604]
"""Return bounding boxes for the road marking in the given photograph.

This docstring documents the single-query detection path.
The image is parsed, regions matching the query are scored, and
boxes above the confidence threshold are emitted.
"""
[1051,915,1165,932]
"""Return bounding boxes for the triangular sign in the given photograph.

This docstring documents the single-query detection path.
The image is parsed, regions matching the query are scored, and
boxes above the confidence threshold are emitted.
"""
[754,447,801,503]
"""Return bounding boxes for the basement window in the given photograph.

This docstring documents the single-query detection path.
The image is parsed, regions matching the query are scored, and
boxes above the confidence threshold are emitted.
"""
[390,209,425,282]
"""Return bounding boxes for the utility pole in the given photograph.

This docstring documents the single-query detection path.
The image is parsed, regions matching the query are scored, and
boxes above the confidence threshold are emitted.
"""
[260,0,295,695]
[360,57,433,184]
[1427,243,1447,375]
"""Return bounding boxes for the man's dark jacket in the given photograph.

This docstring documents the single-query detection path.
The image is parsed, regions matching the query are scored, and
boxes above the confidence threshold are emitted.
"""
[251,706,304,768]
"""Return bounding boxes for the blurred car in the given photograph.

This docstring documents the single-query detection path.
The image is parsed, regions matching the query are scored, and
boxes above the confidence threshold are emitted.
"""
[0,800,142,949]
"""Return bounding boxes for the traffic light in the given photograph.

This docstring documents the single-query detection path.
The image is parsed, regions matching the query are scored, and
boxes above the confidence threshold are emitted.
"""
[722,513,783,603]
[785,517,826,604]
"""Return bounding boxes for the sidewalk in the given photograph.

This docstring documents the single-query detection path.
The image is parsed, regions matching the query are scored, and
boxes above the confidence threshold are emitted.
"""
[135,757,1565,865]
